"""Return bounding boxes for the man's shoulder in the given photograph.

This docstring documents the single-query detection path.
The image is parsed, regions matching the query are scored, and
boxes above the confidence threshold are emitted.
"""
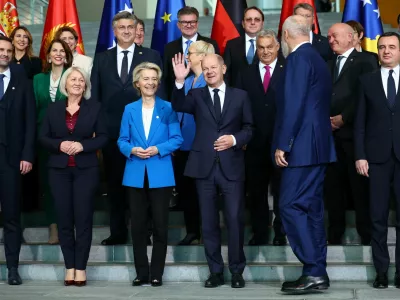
[164,38,182,52]
[313,33,329,42]
[225,36,243,48]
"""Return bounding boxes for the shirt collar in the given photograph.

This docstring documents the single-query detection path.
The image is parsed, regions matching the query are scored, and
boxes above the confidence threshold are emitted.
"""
[208,82,226,94]
[117,43,135,55]
[245,33,256,43]
[292,41,311,53]
[340,47,355,58]
[182,33,198,45]
[381,65,400,77]
[259,58,277,71]
[0,68,11,79]
[309,31,313,43]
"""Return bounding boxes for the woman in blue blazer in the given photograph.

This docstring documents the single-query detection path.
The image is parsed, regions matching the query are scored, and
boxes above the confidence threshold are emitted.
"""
[118,62,182,287]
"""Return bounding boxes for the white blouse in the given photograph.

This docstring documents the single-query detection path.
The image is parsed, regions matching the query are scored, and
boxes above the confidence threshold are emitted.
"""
[142,107,154,140]
[49,72,60,102]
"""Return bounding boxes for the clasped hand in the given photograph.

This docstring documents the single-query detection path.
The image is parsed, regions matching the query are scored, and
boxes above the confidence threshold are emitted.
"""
[131,146,159,159]
[60,141,83,156]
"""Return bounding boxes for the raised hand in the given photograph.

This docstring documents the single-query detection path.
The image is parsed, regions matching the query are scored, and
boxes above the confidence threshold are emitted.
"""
[172,52,191,83]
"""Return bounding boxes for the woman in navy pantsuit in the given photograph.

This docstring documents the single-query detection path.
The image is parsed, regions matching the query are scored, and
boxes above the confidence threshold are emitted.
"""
[118,62,182,287]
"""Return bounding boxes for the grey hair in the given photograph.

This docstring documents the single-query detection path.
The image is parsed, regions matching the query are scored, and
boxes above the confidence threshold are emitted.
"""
[59,66,91,99]
[282,15,310,38]
[112,11,138,28]
[257,29,279,43]
[132,62,162,95]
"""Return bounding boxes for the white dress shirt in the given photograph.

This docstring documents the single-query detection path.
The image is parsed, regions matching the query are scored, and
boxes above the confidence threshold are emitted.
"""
[117,43,135,76]
[49,72,61,102]
[245,33,256,56]
[259,58,277,81]
[336,47,355,75]
[0,68,11,93]
[142,107,154,140]
[292,41,311,53]
[381,65,400,98]
[182,33,198,54]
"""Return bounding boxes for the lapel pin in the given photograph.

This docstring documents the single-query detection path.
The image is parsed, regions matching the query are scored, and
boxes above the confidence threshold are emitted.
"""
[350,58,353,62]
[280,65,283,68]
[139,52,143,55]
[12,87,15,90]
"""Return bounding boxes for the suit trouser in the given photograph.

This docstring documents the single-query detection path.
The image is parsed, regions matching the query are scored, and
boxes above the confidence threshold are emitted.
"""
[0,145,21,269]
[196,162,246,274]
[246,149,284,241]
[325,137,370,241]
[49,166,99,270]
[280,165,327,276]
[174,150,200,237]
[102,140,128,239]
[369,154,400,274]
[127,173,171,279]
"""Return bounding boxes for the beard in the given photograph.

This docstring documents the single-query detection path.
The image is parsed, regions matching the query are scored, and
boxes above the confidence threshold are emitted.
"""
[281,39,290,58]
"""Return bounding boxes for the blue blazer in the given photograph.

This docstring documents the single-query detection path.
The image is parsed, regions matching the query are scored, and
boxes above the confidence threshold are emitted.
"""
[272,43,336,167]
[178,74,207,151]
[118,97,183,188]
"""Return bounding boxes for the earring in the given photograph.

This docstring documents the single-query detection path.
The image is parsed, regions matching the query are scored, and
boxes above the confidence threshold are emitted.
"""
[64,59,67,63]
[48,59,51,63]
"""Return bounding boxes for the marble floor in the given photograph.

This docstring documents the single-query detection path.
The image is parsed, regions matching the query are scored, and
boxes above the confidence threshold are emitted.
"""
[0,281,398,300]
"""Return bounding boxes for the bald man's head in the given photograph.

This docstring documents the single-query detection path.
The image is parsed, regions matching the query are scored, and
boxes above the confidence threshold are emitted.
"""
[327,23,355,54]
[201,54,226,88]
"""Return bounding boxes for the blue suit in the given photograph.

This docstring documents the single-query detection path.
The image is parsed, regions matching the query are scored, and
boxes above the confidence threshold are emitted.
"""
[118,97,183,188]
[272,43,336,277]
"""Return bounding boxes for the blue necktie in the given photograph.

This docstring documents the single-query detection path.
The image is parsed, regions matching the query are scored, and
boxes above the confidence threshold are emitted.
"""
[388,69,396,107]
[184,40,192,64]
[0,74,5,101]
[246,39,255,64]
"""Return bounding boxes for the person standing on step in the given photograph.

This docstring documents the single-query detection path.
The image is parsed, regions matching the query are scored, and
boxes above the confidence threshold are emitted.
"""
[91,11,164,246]
[236,29,286,247]
[354,32,400,289]
[118,62,182,287]
[34,39,73,245]
[274,15,336,293]
[172,53,253,289]
[172,40,215,246]
[224,6,264,87]
[0,35,36,285]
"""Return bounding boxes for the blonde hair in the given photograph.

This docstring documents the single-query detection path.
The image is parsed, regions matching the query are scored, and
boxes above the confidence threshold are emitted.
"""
[59,66,91,99]
[132,62,162,95]
[190,40,215,54]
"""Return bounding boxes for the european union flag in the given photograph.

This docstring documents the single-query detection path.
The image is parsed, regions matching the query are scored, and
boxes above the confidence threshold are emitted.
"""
[95,0,133,54]
[151,0,185,56]
[342,0,383,53]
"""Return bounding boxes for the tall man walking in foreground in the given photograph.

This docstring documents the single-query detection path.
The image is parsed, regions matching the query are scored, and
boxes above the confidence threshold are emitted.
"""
[172,53,253,289]
[273,16,336,293]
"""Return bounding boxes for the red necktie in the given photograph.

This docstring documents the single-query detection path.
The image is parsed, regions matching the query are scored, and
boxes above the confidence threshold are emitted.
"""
[263,65,271,93]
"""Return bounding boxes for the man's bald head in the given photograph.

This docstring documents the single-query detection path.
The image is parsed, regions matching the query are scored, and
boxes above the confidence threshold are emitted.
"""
[201,53,226,88]
[327,23,355,54]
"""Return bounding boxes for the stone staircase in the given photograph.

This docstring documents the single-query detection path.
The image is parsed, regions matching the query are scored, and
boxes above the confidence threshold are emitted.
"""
[0,209,397,282]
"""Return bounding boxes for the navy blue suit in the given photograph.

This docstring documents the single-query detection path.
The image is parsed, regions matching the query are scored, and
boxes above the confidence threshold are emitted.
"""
[172,84,253,274]
[272,43,336,276]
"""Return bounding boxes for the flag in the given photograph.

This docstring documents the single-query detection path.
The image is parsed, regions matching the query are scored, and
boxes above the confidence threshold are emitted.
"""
[151,0,185,56]
[278,0,320,37]
[0,0,19,37]
[342,0,383,53]
[211,0,247,55]
[95,0,133,54]
[39,0,85,61]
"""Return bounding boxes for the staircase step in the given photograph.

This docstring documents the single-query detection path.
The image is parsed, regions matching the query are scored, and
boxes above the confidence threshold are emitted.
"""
[0,244,392,264]
[0,261,391,282]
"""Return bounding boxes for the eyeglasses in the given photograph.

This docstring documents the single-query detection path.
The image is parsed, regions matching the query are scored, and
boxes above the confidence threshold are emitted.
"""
[116,25,135,31]
[178,20,198,26]
[244,17,262,23]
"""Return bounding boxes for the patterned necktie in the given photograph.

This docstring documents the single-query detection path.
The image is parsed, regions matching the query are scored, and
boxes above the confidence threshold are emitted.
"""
[263,65,271,93]
[213,88,221,122]
[0,74,5,100]
[388,69,396,107]
[246,39,255,64]
[120,50,129,83]
[334,55,344,81]
[184,40,192,64]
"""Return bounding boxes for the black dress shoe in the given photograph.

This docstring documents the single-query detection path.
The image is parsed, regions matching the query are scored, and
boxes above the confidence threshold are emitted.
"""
[248,236,267,246]
[373,273,388,289]
[101,236,127,246]
[281,275,330,294]
[132,277,149,286]
[178,234,200,245]
[151,278,162,287]
[205,273,224,288]
[8,267,22,285]
[395,273,400,288]
[231,273,245,288]
[273,236,287,246]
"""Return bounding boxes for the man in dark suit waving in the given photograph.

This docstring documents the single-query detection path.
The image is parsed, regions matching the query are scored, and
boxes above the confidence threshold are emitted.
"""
[354,32,400,289]
[172,53,253,289]
[274,16,336,293]
[0,35,36,285]
[91,11,163,245]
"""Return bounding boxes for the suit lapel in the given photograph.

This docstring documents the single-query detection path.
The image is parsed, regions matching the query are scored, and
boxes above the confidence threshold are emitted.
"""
[109,47,121,84]
[147,98,165,144]
[251,64,265,94]
[336,49,357,82]
[132,100,147,146]
[269,59,284,92]
[74,99,89,133]
[202,87,217,122]
[6,71,18,111]
[221,87,232,122]
[127,45,141,86]
[394,71,400,110]
[374,71,394,111]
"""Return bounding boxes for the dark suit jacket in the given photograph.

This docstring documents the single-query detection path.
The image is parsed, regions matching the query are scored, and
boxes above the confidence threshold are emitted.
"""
[328,49,378,140]
[312,33,333,62]
[2,64,36,167]
[12,55,42,80]
[224,36,259,87]
[362,49,379,67]
[236,58,285,151]
[172,85,253,181]
[273,43,336,167]
[39,99,108,168]
[163,34,220,100]
[90,45,164,139]
[354,69,400,163]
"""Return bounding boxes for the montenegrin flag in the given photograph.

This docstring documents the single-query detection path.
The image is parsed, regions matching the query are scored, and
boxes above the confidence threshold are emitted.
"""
[0,0,20,37]
[39,0,85,61]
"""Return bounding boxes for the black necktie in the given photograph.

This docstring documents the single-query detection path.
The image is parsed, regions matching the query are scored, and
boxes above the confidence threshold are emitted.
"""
[0,74,5,100]
[334,55,344,81]
[121,50,129,83]
[388,69,396,107]
[213,88,221,122]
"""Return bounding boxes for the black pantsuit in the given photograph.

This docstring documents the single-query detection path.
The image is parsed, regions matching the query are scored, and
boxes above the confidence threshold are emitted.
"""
[128,174,172,279]
[49,166,99,270]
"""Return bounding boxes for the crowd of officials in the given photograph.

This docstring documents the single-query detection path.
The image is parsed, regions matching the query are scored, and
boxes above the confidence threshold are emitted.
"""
[1,3,400,295]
